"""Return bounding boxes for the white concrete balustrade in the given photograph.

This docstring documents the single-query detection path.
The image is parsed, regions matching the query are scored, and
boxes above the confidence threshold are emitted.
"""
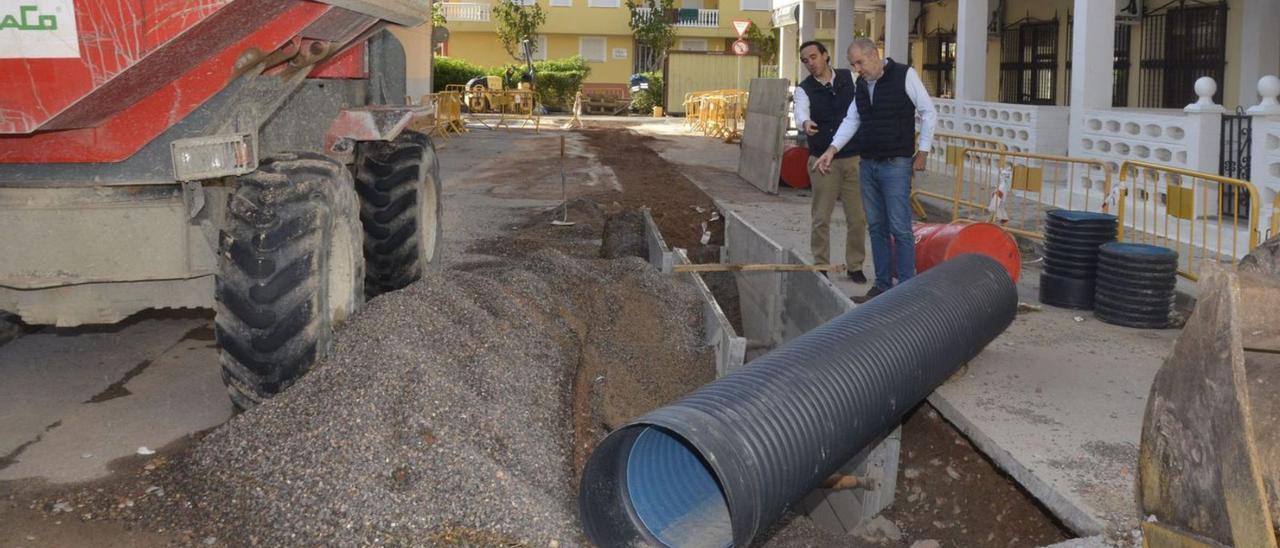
[1073,108,1207,174]
[440,2,491,22]
[933,99,1070,155]
[1250,76,1280,229]
[1252,117,1280,228]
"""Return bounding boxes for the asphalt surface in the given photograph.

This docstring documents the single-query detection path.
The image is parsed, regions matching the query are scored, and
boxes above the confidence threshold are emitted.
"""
[0,311,230,484]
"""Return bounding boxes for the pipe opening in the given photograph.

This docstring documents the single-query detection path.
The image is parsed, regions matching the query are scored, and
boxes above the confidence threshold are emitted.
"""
[626,426,732,547]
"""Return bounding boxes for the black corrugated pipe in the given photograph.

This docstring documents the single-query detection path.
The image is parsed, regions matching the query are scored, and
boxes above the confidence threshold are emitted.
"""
[578,254,1017,547]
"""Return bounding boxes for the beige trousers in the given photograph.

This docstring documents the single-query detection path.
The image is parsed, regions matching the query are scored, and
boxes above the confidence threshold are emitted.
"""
[808,154,867,270]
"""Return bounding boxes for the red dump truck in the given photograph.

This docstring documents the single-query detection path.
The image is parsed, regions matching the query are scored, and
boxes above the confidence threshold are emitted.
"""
[0,1,441,408]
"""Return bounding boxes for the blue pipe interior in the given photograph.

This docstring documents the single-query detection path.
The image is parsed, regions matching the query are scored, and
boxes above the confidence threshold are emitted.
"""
[626,426,732,548]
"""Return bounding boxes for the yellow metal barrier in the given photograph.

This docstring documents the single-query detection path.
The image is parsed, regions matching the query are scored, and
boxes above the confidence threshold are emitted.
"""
[1271,192,1280,239]
[684,92,703,132]
[411,92,466,141]
[486,89,541,132]
[911,132,1008,218]
[928,148,1111,241]
[424,92,467,137]
[925,131,1007,176]
[683,89,747,142]
[1117,160,1262,281]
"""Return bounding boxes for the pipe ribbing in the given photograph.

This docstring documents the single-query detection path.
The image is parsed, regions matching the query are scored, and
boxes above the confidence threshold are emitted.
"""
[579,254,1017,547]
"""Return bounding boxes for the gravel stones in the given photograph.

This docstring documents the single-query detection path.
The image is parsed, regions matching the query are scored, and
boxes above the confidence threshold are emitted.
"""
[161,215,711,545]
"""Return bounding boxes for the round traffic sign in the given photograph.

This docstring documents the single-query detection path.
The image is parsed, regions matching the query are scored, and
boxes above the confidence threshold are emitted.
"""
[732,39,749,56]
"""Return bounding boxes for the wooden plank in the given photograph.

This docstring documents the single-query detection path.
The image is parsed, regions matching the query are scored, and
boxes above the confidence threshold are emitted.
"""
[671,263,844,273]
[737,78,789,195]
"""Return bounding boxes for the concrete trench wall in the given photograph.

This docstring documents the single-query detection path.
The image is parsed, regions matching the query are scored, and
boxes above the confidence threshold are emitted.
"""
[642,207,901,535]
[643,210,745,377]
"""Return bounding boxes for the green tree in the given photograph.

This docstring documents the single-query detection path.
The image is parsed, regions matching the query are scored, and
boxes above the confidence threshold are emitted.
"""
[431,1,447,27]
[626,0,676,73]
[744,22,777,64]
[493,0,547,61]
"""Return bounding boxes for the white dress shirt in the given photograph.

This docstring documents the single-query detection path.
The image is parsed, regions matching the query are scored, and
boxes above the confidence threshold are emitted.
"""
[793,86,812,128]
[829,60,938,154]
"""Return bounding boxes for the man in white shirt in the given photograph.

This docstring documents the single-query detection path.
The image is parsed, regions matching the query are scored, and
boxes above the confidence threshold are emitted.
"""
[793,41,868,284]
[814,38,937,303]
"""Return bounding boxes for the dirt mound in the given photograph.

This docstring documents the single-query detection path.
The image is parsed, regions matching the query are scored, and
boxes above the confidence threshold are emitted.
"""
[579,128,724,252]
[138,217,711,545]
[599,210,647,260]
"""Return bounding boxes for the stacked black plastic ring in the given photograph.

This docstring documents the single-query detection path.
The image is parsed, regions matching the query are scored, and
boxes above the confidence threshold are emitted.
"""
[1039,210,1118,310]
[1093,242,1178,328]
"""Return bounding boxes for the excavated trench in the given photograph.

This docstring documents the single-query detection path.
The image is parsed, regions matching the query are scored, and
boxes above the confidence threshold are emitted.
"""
[1,128,1073,547]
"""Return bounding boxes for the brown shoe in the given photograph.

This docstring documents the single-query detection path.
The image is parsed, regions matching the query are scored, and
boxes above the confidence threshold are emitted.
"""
[847,270,867,284]
[852,286,886,304]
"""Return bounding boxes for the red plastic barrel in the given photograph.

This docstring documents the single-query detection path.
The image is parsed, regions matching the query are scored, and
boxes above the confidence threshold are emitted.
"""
[780,147,811,189]
[914,222,1021,283]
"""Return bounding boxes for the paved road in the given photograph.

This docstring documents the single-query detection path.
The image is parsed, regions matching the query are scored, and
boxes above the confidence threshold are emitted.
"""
[0,311,230,483]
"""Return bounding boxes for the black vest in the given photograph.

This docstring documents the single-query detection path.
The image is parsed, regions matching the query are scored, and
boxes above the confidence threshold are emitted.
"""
[798,68,857,158]
[851,58,917,159]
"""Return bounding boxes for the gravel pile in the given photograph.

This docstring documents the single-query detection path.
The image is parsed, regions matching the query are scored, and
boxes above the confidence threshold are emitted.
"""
[159,211,712,545]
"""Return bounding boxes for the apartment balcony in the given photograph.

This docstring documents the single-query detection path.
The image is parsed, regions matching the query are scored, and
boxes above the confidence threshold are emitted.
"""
[440,2,491,22]
[634,7,720,28]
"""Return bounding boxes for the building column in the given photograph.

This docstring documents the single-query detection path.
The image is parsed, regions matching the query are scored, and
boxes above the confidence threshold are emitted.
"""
[780,23,799,84]
[1068,0,1116,112]
[1237,0,1280,107]
[955,0,988,102]
[1066,0,1116,158]
[799,0,818,45]
[835,0,856,66]
[884,0,909,64]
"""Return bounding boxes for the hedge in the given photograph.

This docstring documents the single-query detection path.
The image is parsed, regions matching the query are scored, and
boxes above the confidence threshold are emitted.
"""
[433,56,487,92]
[432,55,590,111]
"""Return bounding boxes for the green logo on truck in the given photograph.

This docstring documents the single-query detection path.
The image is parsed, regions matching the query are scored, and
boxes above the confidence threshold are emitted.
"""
[0,6,59,31]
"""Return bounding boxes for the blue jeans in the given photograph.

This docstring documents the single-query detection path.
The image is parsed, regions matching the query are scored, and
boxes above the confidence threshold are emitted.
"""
[859,156,915,290]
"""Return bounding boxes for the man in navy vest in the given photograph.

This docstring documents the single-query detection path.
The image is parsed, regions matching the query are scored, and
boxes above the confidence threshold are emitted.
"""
[794,41,868,284]
[815,38,937,303]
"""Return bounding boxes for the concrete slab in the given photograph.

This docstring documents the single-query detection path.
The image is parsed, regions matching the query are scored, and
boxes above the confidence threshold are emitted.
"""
[639,127,1165,540]
[779,249,856,342]
[724,212,785,348]
[0,312,230,483]
[670,249,748,377]
[642,209,675,273]
[927,275,1170,536]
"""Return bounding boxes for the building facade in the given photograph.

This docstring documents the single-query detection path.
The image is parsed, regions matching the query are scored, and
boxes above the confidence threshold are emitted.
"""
[773,0,1280,223]
[435,0,776,93]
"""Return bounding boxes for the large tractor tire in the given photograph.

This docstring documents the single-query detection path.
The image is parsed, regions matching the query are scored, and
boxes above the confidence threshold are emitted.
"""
[215,152,364,410]
[355,130,443,299]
